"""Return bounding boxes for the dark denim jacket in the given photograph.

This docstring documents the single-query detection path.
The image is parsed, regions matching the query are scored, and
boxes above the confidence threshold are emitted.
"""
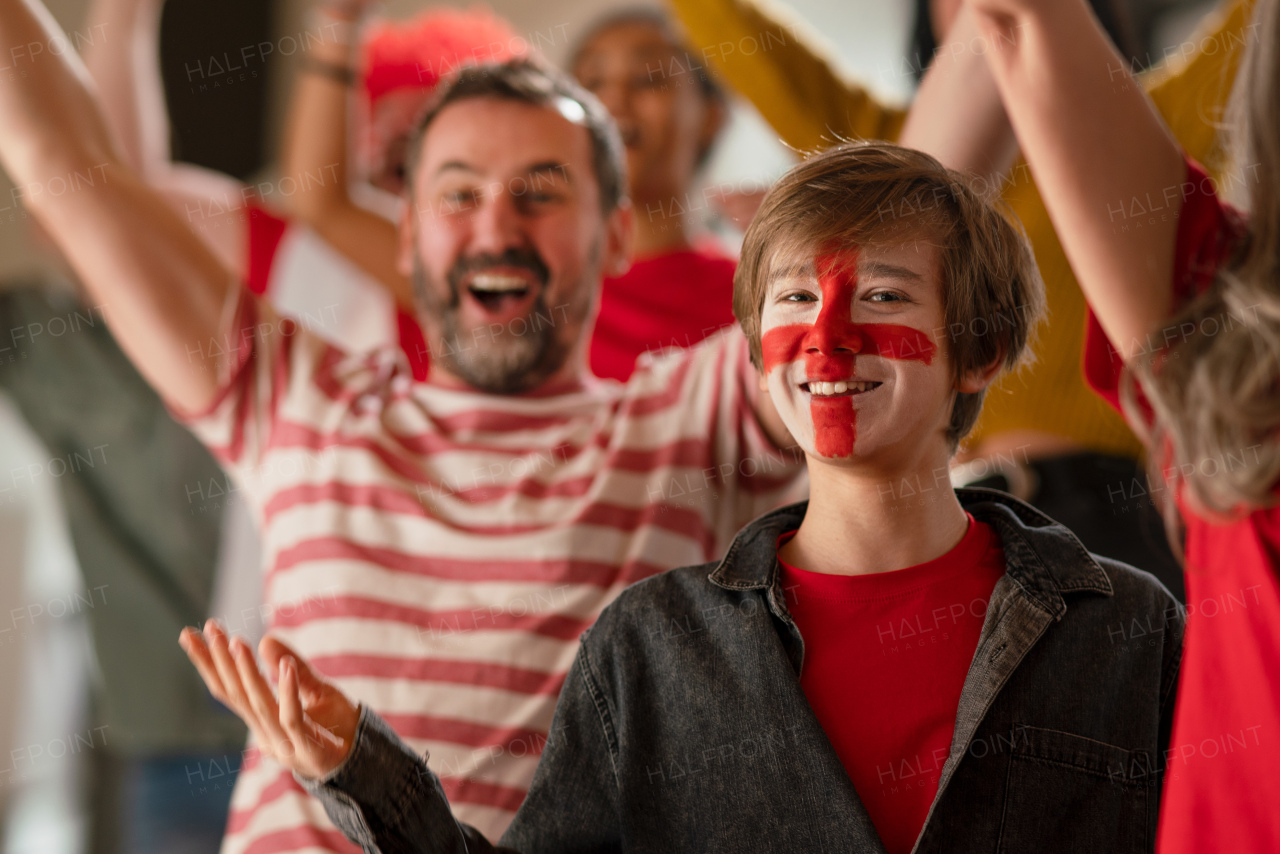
[303,489,1183,853]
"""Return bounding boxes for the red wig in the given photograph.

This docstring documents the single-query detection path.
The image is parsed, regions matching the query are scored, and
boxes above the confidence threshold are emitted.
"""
[360,7,526,107]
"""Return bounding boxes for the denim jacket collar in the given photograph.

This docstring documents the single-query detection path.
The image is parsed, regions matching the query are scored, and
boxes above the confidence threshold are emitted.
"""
[708,487,1114,617]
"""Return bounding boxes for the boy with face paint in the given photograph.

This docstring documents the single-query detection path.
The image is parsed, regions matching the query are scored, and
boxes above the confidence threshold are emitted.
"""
[188,143,1185,854]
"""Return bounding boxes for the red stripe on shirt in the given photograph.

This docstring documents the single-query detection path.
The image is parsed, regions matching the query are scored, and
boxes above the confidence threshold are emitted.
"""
[269,594,591,642]
[439,775,531,815]
[260,479,596,525]
[242,827,361,854]
[380,712,556,751]
[312,654,567,697]
[225,770,305,834]
[269,536,666,586]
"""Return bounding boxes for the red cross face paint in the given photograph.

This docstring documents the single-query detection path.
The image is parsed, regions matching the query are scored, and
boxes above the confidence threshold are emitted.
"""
[760,247,938,459]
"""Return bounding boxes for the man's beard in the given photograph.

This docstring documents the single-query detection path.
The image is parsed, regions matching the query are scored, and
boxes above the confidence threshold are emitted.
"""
[413,245,596,394]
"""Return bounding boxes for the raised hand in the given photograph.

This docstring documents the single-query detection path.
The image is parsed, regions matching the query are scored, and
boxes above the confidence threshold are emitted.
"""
[961,0,1186,357]
[179,620,361,780]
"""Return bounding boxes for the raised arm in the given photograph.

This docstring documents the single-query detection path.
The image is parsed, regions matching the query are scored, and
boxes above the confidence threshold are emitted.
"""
[0,0,234,412]
[898,5,1019,191]
[78,0,164,174]
[279,0,414,309]
[968,0,1186,359]
[667,0,906,152]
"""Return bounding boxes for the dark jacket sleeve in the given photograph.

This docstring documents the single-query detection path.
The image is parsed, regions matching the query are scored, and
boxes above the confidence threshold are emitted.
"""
[300,628,623,853]
[1150,576,1184,849]
[1157,593,1185,766]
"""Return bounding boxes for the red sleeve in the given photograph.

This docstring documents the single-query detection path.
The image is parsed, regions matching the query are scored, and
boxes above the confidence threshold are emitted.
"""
[396,307,430,381]
[245,202,290,297]
[1082,156,1246,412]
[590,249,738,381]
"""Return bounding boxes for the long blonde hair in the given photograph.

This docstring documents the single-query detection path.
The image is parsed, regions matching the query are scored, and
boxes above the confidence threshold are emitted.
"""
[1126,0,1280,533]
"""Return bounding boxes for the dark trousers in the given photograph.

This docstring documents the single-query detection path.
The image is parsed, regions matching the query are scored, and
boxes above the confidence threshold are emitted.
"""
[91,748,240,854]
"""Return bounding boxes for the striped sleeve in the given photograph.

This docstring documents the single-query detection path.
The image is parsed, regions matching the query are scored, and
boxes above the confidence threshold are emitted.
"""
[175,288,341,482]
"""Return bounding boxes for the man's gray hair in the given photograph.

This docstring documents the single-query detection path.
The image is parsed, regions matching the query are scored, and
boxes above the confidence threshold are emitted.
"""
[406,57,628,214]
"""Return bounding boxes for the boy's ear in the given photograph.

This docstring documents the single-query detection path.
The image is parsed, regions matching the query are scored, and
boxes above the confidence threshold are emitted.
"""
[957,350,1005,394]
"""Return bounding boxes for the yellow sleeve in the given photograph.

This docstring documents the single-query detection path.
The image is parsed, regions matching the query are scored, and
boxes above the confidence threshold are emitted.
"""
[1143,0,1254,168]
[668,0,907,153]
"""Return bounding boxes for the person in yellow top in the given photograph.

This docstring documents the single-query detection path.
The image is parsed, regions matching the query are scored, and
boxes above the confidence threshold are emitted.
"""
[671,0,1254,600]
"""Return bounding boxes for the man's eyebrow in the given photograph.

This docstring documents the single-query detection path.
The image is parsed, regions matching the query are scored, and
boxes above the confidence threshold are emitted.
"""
[858,261,924,282]
[527,161,571,182]
[433,160,478,178]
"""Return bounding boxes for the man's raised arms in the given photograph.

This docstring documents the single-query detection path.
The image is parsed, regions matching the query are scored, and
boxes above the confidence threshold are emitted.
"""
[965,0,1187,359]
[0,0,233,413]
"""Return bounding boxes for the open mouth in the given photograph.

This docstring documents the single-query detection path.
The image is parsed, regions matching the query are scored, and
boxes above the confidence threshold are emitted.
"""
[801,380,882,397]
[465,271,534,312]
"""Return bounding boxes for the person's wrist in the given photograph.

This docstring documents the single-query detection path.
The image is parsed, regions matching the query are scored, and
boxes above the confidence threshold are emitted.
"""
[313,0,372,25]
[335,700,362,762]
[298,55,357,86]
[317,702,374,787]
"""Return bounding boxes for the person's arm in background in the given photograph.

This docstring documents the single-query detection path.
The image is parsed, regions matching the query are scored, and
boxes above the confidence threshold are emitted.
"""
[0,0,232,413]
[279,0,414,310]
[967,0,1186,359]
[80,0,245,274]
[667,0,906,152]
[898,5,1019,190]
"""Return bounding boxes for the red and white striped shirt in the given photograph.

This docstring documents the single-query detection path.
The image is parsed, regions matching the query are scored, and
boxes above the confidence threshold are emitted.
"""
[182,289,806,853]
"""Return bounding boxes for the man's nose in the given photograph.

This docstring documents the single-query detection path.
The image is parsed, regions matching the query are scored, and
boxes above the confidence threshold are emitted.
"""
[468,185,524,254]
[594,79,633,119]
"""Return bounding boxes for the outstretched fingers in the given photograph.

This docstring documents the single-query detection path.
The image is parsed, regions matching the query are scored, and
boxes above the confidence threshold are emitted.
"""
[202,619,256,719]
[277,655,350,778]
[179,622,311,772]
[179,626,229,705]
[260,635,338,708]
[231,636,294,758]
